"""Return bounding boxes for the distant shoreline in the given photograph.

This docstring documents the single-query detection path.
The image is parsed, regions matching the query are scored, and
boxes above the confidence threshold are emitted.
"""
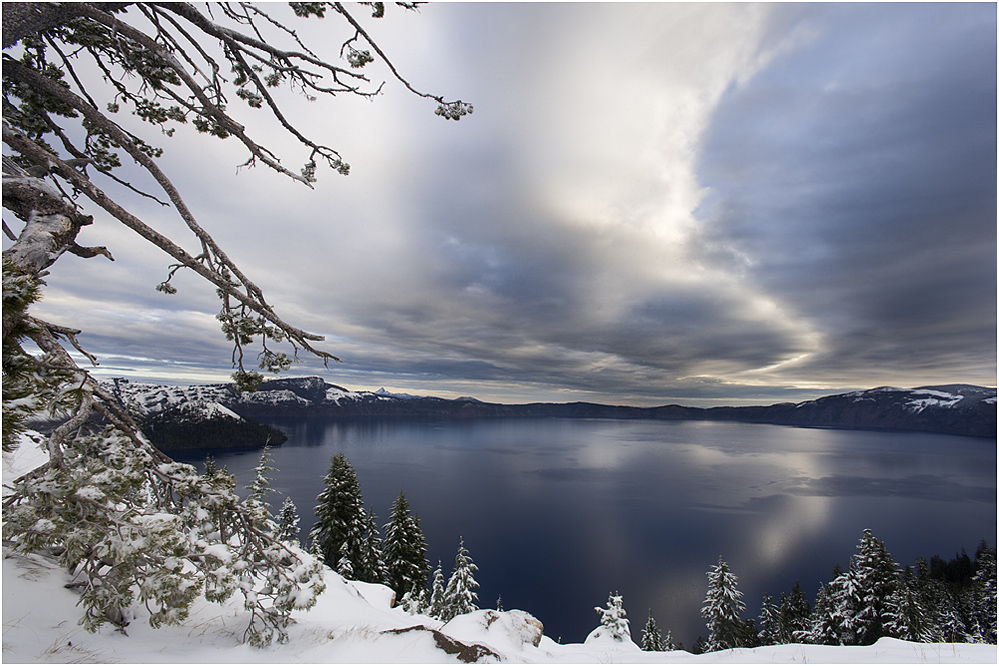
[107,378,997,440]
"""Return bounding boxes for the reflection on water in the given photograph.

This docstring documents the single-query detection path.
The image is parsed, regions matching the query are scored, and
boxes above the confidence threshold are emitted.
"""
[175,419,996,648]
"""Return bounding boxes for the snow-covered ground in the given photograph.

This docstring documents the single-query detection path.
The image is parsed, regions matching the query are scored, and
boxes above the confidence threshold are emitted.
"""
[3,440,996,664]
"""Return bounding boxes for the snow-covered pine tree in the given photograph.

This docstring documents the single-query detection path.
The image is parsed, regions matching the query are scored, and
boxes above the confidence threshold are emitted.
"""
[382,491,430,599]
[701,555,746,651]
[641,608,666,650]
[850,528,899,645]
[3,420,325,647]
[337,540,355,579]
[779,581,811,643]
[757,593,782,645]
[967,543,997,643]
[801,558,870,647]
[904,557,964,643]
[916,568,965,643]
[442,537,480,621]
[244,445,276,526]
[356,506,387,585]
[663,628,676,651]
[592,592,632,642]
[275,497,301,545]
[802,581,833,644]
[429,560,447,620]
[309,453,367,576]
[401,583,430,615]
[884,568,935,642]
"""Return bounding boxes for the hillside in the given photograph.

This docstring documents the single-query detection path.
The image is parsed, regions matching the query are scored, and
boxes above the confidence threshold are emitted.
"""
[103,377,997,439]
[4,547,995,663]
[3,435,995,663]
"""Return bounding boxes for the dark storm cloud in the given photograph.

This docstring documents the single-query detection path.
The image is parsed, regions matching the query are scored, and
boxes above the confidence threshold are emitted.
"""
[695,3,996,387]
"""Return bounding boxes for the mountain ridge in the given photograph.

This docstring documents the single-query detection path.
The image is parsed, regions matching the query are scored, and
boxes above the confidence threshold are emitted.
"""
[104,377,997,439]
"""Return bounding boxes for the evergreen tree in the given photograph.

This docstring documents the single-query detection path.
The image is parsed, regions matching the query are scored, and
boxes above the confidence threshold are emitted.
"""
[336,540,355,579]
[757,593,782,645]
[739,618,761,648]
[442,537,480,621]
[309,453,367,576]
[701,556,746,651]
[884,568,934,642]
[826,567,863,645]
[663,628,676,651]
[780,581,812,641]
[803,581,839,645]
[641,608,666,651]
[429,560,447,620]
[851,528,899,645]
[275,497,301,545]
[401,583,429,615]
[593,592,631,642]
[382,491,430,599]
[244,445,276,526]
[356,506,387,584]
[967,543,997,643]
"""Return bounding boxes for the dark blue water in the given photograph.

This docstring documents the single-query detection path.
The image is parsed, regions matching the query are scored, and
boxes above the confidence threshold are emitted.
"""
[174,418,996,647]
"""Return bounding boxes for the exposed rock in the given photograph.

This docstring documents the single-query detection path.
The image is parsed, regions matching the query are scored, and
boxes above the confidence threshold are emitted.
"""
[383,625,500,663]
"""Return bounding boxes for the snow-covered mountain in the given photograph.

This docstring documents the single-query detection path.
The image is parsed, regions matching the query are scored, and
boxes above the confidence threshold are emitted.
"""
[103,378,996,439]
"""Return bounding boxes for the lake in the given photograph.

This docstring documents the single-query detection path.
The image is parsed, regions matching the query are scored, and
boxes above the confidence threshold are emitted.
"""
[173,418,997,647]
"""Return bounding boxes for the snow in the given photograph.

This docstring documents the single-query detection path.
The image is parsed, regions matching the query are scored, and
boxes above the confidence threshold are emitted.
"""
[907,389,964,412]
[325,387,365,404]
[241,389,310,406]
[3,440,996,664]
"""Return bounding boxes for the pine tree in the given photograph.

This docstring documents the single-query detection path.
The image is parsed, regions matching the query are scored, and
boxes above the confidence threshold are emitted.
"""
[244,445,276,526]
[757,593,782,645]
[382,491,430,599]
[309,453,367,576]
[851,528,899,645]
[780,581,811,642]
[701,556,746,651]
[803,581,838,645]
[641,608,666,650]
[400,583,429,615]
[442,537,479,621]
[924,577,965,643]
[356,506,387,585]
[663,628,676,651]
[829,567,863,645]
[429,560,447,620]
[593,592,631,642]
[275,497,301,545]
[884,569,934,642]
[967,543,997,643]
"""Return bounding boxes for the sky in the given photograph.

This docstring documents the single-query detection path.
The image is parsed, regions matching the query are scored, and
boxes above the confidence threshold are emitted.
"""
[6,2,997,406]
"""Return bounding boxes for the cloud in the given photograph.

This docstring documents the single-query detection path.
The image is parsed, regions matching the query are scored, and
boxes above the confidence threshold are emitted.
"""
[6,4,994,404]
[695,3,997,390]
